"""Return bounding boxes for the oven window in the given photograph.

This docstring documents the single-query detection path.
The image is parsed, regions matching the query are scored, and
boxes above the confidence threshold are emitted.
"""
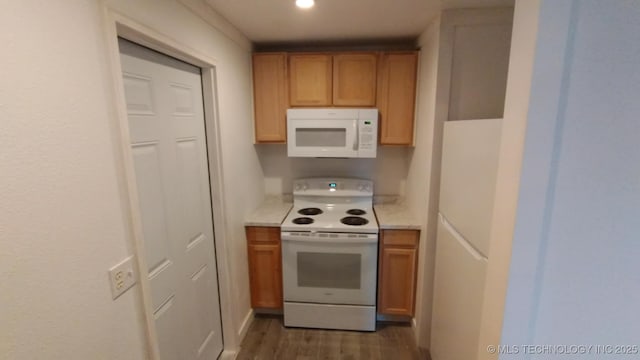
[295,128,346,147]
[297,252,361,289]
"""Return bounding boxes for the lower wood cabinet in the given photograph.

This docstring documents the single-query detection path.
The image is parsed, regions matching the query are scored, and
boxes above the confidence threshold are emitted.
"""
[246,226,418,314]
[378,229,420,316]
[246,226,282,309]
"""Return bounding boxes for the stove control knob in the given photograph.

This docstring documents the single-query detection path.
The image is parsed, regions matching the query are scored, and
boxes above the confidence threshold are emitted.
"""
[364,184,372,192]
[302,183,309,190]
[357,184,365,191]
[295,183,302,191]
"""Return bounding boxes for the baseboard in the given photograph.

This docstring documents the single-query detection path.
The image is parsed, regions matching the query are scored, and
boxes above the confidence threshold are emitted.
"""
[418,347,432,360]
[218,350,237,360]
[376,313,413,323]
[411,317,419,344]
[218,309,253,360]
[253,307,283,315]
[237,308,254,342]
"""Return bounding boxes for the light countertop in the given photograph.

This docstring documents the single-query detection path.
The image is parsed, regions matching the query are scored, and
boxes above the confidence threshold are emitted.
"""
[244,195,293,227]
[373,201,422,230]
[245,195,421,230]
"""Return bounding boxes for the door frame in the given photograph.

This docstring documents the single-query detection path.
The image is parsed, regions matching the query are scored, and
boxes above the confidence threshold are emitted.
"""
[101,9,237,359]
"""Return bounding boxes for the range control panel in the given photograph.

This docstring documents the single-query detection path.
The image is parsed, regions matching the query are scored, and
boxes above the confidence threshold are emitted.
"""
[293,178,373,196]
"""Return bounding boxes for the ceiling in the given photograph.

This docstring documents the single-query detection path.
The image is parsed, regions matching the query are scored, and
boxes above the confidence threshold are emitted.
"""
[204,0,514,44]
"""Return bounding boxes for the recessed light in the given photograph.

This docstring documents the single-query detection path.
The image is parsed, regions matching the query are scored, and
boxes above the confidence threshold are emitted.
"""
[296,0,314,9]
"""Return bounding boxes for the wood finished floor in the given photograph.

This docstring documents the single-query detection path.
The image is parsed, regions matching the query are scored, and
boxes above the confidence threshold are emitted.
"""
[236,315,428,360]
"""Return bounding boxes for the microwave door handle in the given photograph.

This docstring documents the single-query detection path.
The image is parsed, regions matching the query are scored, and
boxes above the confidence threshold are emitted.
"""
[353,121,359,151]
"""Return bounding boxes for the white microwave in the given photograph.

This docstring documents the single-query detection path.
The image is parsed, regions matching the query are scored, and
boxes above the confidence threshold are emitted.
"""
[287,108,378,158]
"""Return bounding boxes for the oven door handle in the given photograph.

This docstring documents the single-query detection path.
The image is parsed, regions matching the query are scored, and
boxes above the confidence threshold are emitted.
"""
[352,120,359,151]
[281,235,378,244]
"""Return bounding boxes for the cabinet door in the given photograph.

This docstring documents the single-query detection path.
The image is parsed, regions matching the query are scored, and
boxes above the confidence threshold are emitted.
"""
[247,243,283,309]
[378,229,419,316]
[378,247,417,316]
[246,226,282,309]
[377,52,418,145]
[252,53,288,142]
[332,53,377,106]
[289,54,332,106]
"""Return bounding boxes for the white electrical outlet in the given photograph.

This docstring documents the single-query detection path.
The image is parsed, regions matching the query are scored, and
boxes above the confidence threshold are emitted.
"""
[108,256,137,299]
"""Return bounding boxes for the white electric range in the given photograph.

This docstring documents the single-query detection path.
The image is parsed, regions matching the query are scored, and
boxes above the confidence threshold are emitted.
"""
[281,178,379,332]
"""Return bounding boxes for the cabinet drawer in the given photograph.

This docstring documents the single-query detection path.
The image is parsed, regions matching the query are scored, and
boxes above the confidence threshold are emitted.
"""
[246,226,280,244]
[381,230,419,247]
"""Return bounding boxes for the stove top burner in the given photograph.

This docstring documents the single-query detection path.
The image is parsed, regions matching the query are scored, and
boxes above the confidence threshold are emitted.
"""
[346,209,367,216]
[298,207,323,216]
[292,217,314,225]
[340,216,369,226]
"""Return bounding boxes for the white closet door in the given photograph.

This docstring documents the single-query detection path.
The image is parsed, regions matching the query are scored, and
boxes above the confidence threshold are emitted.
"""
[119,39,223,360]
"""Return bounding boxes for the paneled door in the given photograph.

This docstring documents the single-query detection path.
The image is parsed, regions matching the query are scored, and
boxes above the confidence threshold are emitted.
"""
[118,39,223,359]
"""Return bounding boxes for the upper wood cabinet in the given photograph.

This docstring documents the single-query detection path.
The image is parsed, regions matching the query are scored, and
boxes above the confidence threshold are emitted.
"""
[332,53,377,106]
[377,52,419,145]
[289,54,333,106]
[289,52,378,107]
[252,50,418,145]
[252,53,288,143]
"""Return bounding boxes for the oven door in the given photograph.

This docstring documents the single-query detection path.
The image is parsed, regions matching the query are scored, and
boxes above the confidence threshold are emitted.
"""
[281,232,378,306]
[287,119,358,157]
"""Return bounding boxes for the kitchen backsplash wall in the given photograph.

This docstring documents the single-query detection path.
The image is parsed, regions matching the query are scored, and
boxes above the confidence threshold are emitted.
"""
[257,145,410,195]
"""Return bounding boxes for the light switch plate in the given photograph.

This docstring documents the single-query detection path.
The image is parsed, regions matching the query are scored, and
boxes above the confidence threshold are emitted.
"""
[108,255,137,299]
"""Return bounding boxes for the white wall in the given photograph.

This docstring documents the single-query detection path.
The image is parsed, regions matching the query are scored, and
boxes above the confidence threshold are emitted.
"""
[404,17,441,350]
[0,1,148,358]
[0,0,261,358]
[258,145,409,195]
[447,20,512,120]
[476,0,540,358]
[502,0,640,357]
